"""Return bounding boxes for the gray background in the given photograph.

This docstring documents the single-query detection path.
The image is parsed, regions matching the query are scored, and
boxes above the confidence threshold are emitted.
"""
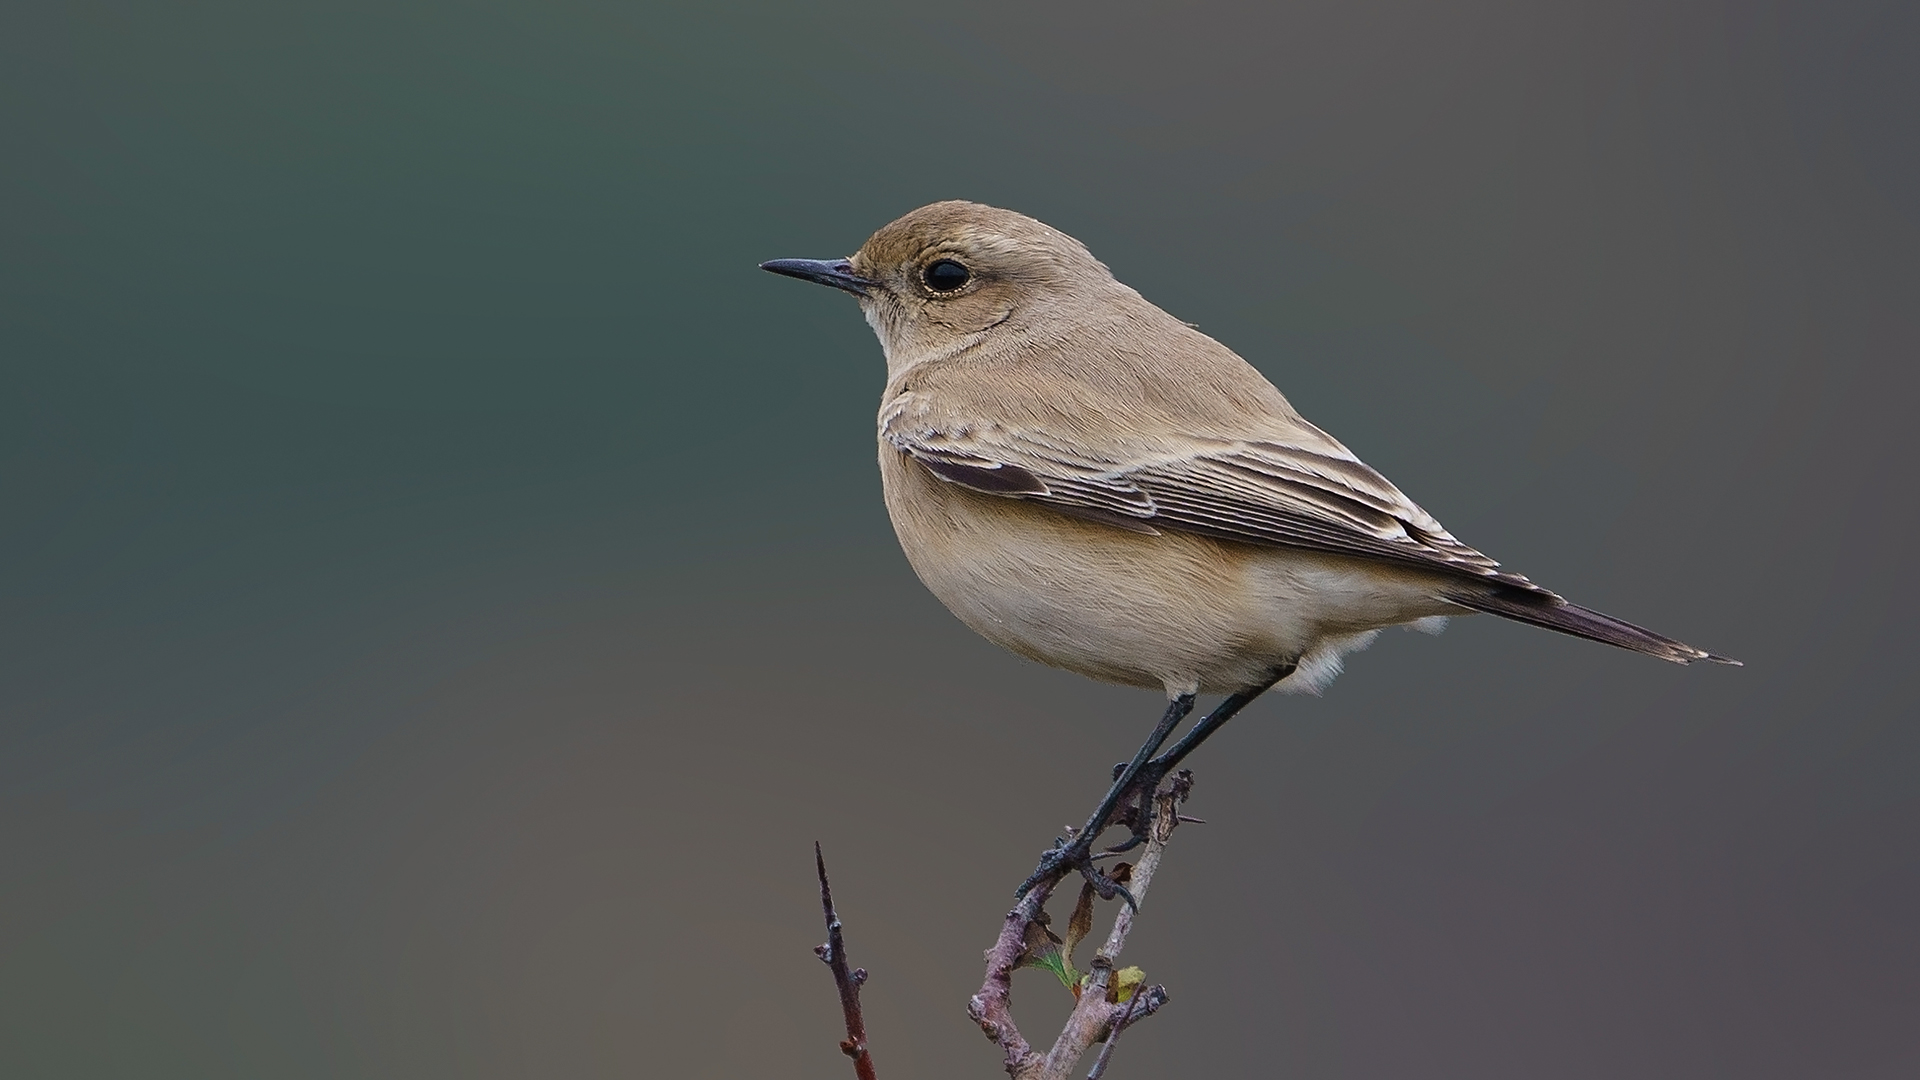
[3,1,1915,1076]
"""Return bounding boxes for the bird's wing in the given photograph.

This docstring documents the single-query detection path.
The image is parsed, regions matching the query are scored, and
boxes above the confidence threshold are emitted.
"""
[880,392,1551,595]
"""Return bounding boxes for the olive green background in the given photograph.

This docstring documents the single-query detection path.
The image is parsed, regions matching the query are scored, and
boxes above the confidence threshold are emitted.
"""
[3,2,1915,1076]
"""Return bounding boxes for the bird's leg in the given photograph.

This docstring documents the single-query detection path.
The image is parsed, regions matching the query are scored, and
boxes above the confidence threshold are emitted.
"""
[1015,693,1195,902]
[1105,664,1296,851]
[1147,679,1276,774]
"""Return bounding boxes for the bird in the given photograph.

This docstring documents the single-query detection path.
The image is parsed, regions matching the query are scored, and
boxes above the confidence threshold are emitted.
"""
[762,200,1736,898]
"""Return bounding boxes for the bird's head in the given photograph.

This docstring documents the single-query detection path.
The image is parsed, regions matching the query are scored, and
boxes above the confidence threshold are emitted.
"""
[761,200,1122,377]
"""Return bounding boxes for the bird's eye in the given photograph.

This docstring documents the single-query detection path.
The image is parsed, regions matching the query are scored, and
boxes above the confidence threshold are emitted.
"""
[923,259,971,292]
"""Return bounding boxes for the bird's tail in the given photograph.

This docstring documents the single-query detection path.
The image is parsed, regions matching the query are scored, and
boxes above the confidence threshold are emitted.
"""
[1441,583,1740,666]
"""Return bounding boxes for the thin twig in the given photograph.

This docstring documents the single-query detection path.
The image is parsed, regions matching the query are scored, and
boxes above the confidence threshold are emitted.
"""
[1085,984,1169,1080]
[967,869,1059,1077]
[1040,773,1187,1077]
[971,770,1195,1080]
[815,842,878,1080]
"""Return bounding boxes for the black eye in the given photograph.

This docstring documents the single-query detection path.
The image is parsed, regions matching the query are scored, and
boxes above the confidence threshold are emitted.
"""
[924,258,970,292]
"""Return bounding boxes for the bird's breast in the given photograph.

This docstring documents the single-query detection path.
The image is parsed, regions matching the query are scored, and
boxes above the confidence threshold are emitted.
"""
[879,443,1300,693]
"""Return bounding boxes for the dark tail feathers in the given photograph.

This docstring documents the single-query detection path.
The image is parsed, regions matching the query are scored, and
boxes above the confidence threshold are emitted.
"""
[1443,585,1740,666]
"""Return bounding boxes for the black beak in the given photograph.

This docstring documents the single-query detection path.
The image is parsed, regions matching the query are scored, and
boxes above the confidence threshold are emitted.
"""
[759,257,875,298]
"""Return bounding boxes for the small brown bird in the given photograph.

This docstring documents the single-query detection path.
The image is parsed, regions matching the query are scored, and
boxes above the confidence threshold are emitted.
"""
[763,200,1735,896]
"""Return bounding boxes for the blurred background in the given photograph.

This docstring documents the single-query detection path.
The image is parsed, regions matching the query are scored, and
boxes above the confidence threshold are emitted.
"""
[3,1,1915,1076]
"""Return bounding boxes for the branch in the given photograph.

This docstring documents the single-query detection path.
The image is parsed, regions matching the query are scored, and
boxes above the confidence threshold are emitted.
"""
[969,771,1194,1080]
[814,842,878,1080]
[966,872,1054,1076]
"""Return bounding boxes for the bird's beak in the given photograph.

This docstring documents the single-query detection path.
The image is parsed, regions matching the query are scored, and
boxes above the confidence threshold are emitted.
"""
[759,257,875,298]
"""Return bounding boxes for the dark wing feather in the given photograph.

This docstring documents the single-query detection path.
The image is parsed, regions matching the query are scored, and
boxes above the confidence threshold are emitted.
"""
[881,399,1550,595]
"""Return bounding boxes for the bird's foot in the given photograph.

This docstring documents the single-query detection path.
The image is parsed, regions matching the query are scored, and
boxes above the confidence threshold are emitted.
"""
[1015,831,1139,909]
[1014,759,1173,907]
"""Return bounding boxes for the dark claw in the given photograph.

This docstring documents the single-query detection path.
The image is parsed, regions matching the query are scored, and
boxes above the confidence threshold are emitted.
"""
[1014,835,1140,911]
[1016,757,1182,903]
[1013,843,1075,900]
[1089,868,1139,910]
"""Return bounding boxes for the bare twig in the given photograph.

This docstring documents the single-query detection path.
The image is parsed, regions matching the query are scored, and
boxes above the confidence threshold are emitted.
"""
[1084,983,1169,1080]
[814,842,878,1080]
[969,771,1195,1080]
[966,871,1057,1077]
[809,771,1201,1079]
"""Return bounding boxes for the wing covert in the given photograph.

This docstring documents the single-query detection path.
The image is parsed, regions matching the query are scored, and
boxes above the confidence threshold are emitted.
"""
[881,392,1549,594]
